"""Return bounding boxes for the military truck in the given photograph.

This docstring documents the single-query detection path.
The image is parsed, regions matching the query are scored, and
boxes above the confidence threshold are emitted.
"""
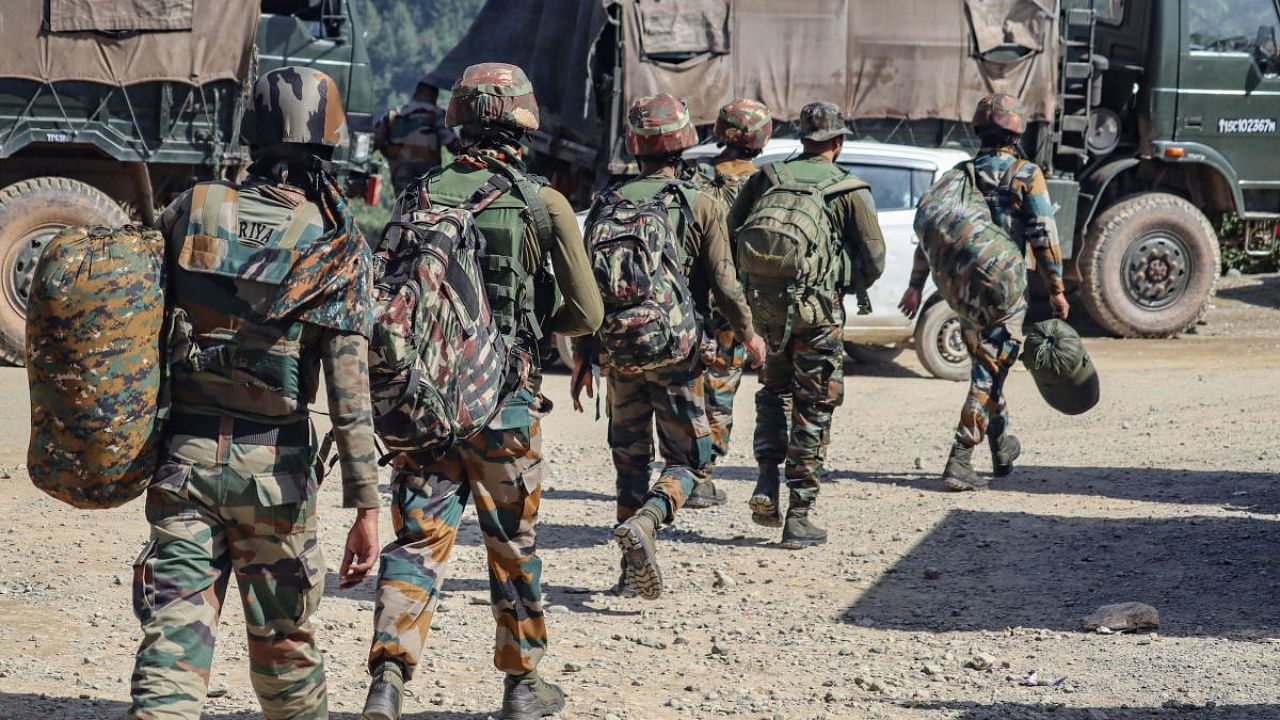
[433,0,1280,339]
[0,0,382,364]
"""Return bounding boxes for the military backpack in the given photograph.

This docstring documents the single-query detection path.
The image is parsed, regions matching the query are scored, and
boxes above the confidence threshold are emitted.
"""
[368,176,530,457]
[586,182,700,372]
[913,161,1028,328]
[736,162,867,344]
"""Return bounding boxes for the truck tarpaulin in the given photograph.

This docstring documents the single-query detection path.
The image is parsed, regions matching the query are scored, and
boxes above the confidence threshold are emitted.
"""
[0,0,258,86]
[429,0,1058,138]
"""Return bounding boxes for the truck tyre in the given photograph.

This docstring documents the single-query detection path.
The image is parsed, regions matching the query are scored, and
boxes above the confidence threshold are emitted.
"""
[554,333,575,371]
[914,300,970,382]
[1077,193,1219,338]
[844,342,904,365]
[0,178,129,365]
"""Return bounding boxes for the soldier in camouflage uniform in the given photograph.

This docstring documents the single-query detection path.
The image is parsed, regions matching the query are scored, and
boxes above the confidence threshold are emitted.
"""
[728,101,885,548]
[574,94,766,600]
[374,80,461,193]
[899,93,1070,491]
[683,98,772,508]
[361,63,603,720]
[127,67,380,720]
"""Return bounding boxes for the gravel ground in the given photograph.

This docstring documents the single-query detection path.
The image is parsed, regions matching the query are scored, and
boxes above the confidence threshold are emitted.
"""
[1,275,1279,720]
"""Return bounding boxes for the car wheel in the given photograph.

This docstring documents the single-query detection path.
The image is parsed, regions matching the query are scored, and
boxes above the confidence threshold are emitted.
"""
[914,301,970,382]
[843,342,904,365]
[554,333,575,370]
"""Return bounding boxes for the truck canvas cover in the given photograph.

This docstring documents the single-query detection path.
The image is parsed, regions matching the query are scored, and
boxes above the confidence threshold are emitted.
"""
[428,0,1058,144]
[0,0,257,86]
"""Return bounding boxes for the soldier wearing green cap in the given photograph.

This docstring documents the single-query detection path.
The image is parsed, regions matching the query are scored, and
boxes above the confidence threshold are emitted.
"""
[574,93,767,600]
[899,93,1069,491]
[127,66,380,720]
[361,62,602,720]
[683,98,773,508]
[728,100,886,549]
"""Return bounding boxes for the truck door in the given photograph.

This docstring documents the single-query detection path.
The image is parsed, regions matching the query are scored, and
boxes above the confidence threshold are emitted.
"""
[1176,0,1280,186]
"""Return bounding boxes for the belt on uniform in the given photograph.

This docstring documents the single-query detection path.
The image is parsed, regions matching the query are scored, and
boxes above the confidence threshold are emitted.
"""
[167,414,309,447]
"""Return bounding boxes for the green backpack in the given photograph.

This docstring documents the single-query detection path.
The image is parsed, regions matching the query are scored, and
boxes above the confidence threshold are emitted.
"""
[736,162,867,344]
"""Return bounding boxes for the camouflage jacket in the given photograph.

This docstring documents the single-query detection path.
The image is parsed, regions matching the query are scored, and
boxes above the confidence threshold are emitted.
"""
[910,148,1065,294]
[158,176,380,509]
[688,154,758,209]
[615,170,756,343]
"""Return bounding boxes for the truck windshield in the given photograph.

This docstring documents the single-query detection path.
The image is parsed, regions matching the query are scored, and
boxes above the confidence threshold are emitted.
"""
[1092,0,1124,24]
[1189,0,1280,53]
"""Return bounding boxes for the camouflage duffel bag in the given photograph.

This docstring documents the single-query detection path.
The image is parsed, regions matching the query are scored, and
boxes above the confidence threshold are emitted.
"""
[1021,319,1100,416]
[26,225,167,508]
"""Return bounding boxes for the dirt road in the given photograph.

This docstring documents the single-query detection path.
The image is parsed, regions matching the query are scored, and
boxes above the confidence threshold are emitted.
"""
[1,275,1279,720]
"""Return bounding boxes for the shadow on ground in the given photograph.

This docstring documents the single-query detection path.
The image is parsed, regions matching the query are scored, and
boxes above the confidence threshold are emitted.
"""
[1217,274,1280,309]
[904,701,1280,719]
[0,693,495,720]
[850,465,1279,513]
[845,509,1280,639]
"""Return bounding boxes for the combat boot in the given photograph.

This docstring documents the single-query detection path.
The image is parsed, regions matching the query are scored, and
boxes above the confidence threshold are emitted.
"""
[780,488,827,549]
[613,505,663,599]
[362,660,404,720]
[685,478,728,508]
[942,441,987,491]
[501,671,565,720]
[608,556,636,597]
[748,463,782,528]
[989,431,1022,478]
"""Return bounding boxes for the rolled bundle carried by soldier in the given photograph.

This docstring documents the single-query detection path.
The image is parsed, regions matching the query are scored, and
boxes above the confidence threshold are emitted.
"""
[26,225,167,509]
[1021,319,1100,415]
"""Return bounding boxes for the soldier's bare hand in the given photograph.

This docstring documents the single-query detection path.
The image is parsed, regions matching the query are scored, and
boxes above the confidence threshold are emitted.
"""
[571,354,594,413]
[744,334,768,369]
[339,508,380,590]
[1049,292,1071,320]
[898,287,922,319]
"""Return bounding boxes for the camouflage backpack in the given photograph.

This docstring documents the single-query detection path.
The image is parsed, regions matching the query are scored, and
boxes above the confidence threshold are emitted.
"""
[913,161,1027,328]
[736,162,867,343]
[368,176,529,456]
[586,182,700,372]
[27,225,167,509]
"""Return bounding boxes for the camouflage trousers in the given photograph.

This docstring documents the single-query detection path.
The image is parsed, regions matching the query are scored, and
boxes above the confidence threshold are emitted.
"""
[607,351,711,522]
[703,323,747,471]
[128,422,326,720]
[753,322,845,499]
[956,320,1023,448]
[370,401,548,678]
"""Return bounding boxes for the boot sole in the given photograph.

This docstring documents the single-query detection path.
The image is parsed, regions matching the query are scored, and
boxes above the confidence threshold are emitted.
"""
[362,697,401,720]
[613,524,662,600]
[779,535,827,550]
[502,695,566,720]
[748,495,782,528]
[942,475,989,492]
[684,493,727,509]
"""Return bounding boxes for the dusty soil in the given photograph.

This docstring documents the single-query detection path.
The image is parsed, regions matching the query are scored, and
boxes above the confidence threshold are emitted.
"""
[2,275,1279,720]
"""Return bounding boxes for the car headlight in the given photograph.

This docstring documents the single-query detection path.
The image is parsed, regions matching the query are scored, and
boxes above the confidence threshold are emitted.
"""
[352,131,372,163]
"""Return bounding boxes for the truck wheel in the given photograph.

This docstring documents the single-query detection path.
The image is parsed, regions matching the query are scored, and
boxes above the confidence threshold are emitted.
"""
[554,333,576,370]
[844,342,904,365]
[1077,193,1219,338]
[0,178,129,365]
[914,301,970,382]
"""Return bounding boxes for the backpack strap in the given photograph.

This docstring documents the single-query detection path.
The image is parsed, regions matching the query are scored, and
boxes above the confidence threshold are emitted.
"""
[761,161,793,189]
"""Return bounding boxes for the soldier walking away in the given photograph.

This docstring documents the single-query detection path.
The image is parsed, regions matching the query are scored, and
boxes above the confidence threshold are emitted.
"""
[127,67,380,720]
[361,63,602,720]
[684,98,773,508]
[728,101,885,549]
[899,93,1070,491]
[373,80,461,193]
[573,94,766,600]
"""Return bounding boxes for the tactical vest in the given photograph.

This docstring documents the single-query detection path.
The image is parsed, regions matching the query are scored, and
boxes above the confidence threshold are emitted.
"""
[387,109,445,166]
[689,161,753,210]
[168,180,325,419]
[419,162,552,348]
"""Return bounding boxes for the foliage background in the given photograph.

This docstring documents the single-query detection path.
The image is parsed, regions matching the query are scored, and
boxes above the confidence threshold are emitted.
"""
[353,0,484,235]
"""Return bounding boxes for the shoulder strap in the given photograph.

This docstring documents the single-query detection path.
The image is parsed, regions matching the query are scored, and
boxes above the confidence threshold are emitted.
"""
[488,161,554,249]
[462,174,513,214]
[762,162,792,188]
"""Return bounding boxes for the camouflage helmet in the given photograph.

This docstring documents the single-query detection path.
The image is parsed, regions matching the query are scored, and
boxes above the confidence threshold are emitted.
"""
[626,93,698,157]
[446,62,540,131]
[972,93,1027,135]
[252,66,348,148]
[715,98,772,152]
